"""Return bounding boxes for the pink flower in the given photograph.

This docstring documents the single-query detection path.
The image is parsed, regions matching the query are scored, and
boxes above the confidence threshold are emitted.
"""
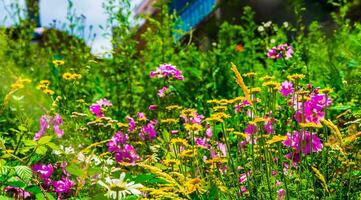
[53,176,74,194]
[206,123,213,138]
[126,116,136,132]
[241,186,247,193]
[140,120,157,141]
[4,186,31,199]
[277,189,287,200]
[34,115,51,140]
[267,43,293,59]
[53,114,64,138]
[89,99,112,118]
[283,130,323,156]
[150,63,184,80]
[114,144,140,164]
[32,163,54,180]
[107,131,129,152]
[137,112,146,120]
[148,105,157,110]
[239,171,251,183]
[89,104,103,117]
[279,81,294,97]
[158,86,169,97]
[235,100,251,113]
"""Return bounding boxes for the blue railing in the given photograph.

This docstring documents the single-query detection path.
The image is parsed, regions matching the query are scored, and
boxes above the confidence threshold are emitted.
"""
[171,0,217,40]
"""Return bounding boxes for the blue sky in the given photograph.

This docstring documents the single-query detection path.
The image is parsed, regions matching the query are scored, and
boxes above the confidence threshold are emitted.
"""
[0,0,143,56]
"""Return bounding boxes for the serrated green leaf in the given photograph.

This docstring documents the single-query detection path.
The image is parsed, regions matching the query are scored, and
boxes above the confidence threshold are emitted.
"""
[23,140,37,146]
[46,142,60,150]
[14,166,32,182]
[7,181,26,188]
[35,146,48,155]
[25,185,42,194]
[18,126,28,132]
[38,136,53,145]
[65,163,83,177]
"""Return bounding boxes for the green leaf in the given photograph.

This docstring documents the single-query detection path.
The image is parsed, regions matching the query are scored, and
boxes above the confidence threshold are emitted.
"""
[14,166,33,182]
[162,130,170,143]
[38,136,53,145]
[35,193,46,200]
[18,125,28,132]
[23,140,37,146]
[66,163,83,177]
[88,166,101,176]
[0,195,13,200]
[24,185,42,194]
[35,146,48,155]
[7,181,26,188]
[46,142,60,150]
[133,173,155,183]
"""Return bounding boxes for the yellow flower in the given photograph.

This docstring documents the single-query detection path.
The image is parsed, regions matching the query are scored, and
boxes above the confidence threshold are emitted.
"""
[287,73,305,81]
[250,87,262,94]
[266,135,287,145]
[179,149,196,158]
[319,88,333,94]
[161,118,179,124]
[232,96,245,103]
[43,89,55,95]
[62,73,73,80]
[260,75,274,81]
[36,84,48,90]
[180,108,197,117]
[184,123,203,132]
[165,105,183,111]
[71,73,82,80]
[170,138,188,146]
[299,122,323,129]
[163,159,180,166]
[207,99,219,104]
[243,72,256,78]
[262,81,280,89]
[212,106,227,112]
[53,59,65,66]
[11,83,24,90]
[40,80,50,86]
[184,178,206,195]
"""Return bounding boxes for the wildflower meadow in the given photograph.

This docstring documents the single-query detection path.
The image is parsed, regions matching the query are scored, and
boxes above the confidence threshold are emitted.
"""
[0,0,360,199]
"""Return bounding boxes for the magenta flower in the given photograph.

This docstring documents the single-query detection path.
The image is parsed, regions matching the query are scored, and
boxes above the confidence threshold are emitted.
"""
[240,186,247,193]
[4,186,31,199]
[126,116,136,132]
[279,81,294,97]
[52,176,74,194]
[157,86,169,97]
[283,130,323,155]
[277,189,287,200]
[140,120,157,141]
[235,100,251,113]
[114,144,140,164]
[239,171,251,183]
[89,104,103,117]
[89,98,112,118]
[53,114,64,138]
[206,123,213,138]
[34,114,51,140]
[148,105,157,110]
[245,124,257,134]
[267,43,293,59]
[137,112,146,120]
[107,131,129,152]
[32,163,54,183]
[150,63,184,80]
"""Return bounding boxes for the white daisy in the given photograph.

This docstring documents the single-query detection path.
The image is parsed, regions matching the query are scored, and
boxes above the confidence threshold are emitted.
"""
[97,173,143,200]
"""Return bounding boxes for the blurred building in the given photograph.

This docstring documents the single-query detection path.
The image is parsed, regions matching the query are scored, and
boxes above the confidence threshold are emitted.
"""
[133,0,337,49]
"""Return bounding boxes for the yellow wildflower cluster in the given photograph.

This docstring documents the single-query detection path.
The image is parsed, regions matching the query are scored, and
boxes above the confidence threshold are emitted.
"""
[62,72,82,80]
[262,81,280,89]
[166,105,183,111]
[260,75,274,81]
[319,88,333,94]
[161,118,179,124]
[11,78,31,90]
[36,80,55,95]
[266,135,287,145]
[170,138,188,146]
[231,63,251,103]
[184,123,203,132]
[184,178,206,195]
[299,122,323,129]
[243,72,256,78]
[288,73,305,81]
[163,159,181,166]
[250,87,262,94]
[52,59,65,66]
[212,106,227,112]
[206,112,231,123]
[179,149,196,159]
